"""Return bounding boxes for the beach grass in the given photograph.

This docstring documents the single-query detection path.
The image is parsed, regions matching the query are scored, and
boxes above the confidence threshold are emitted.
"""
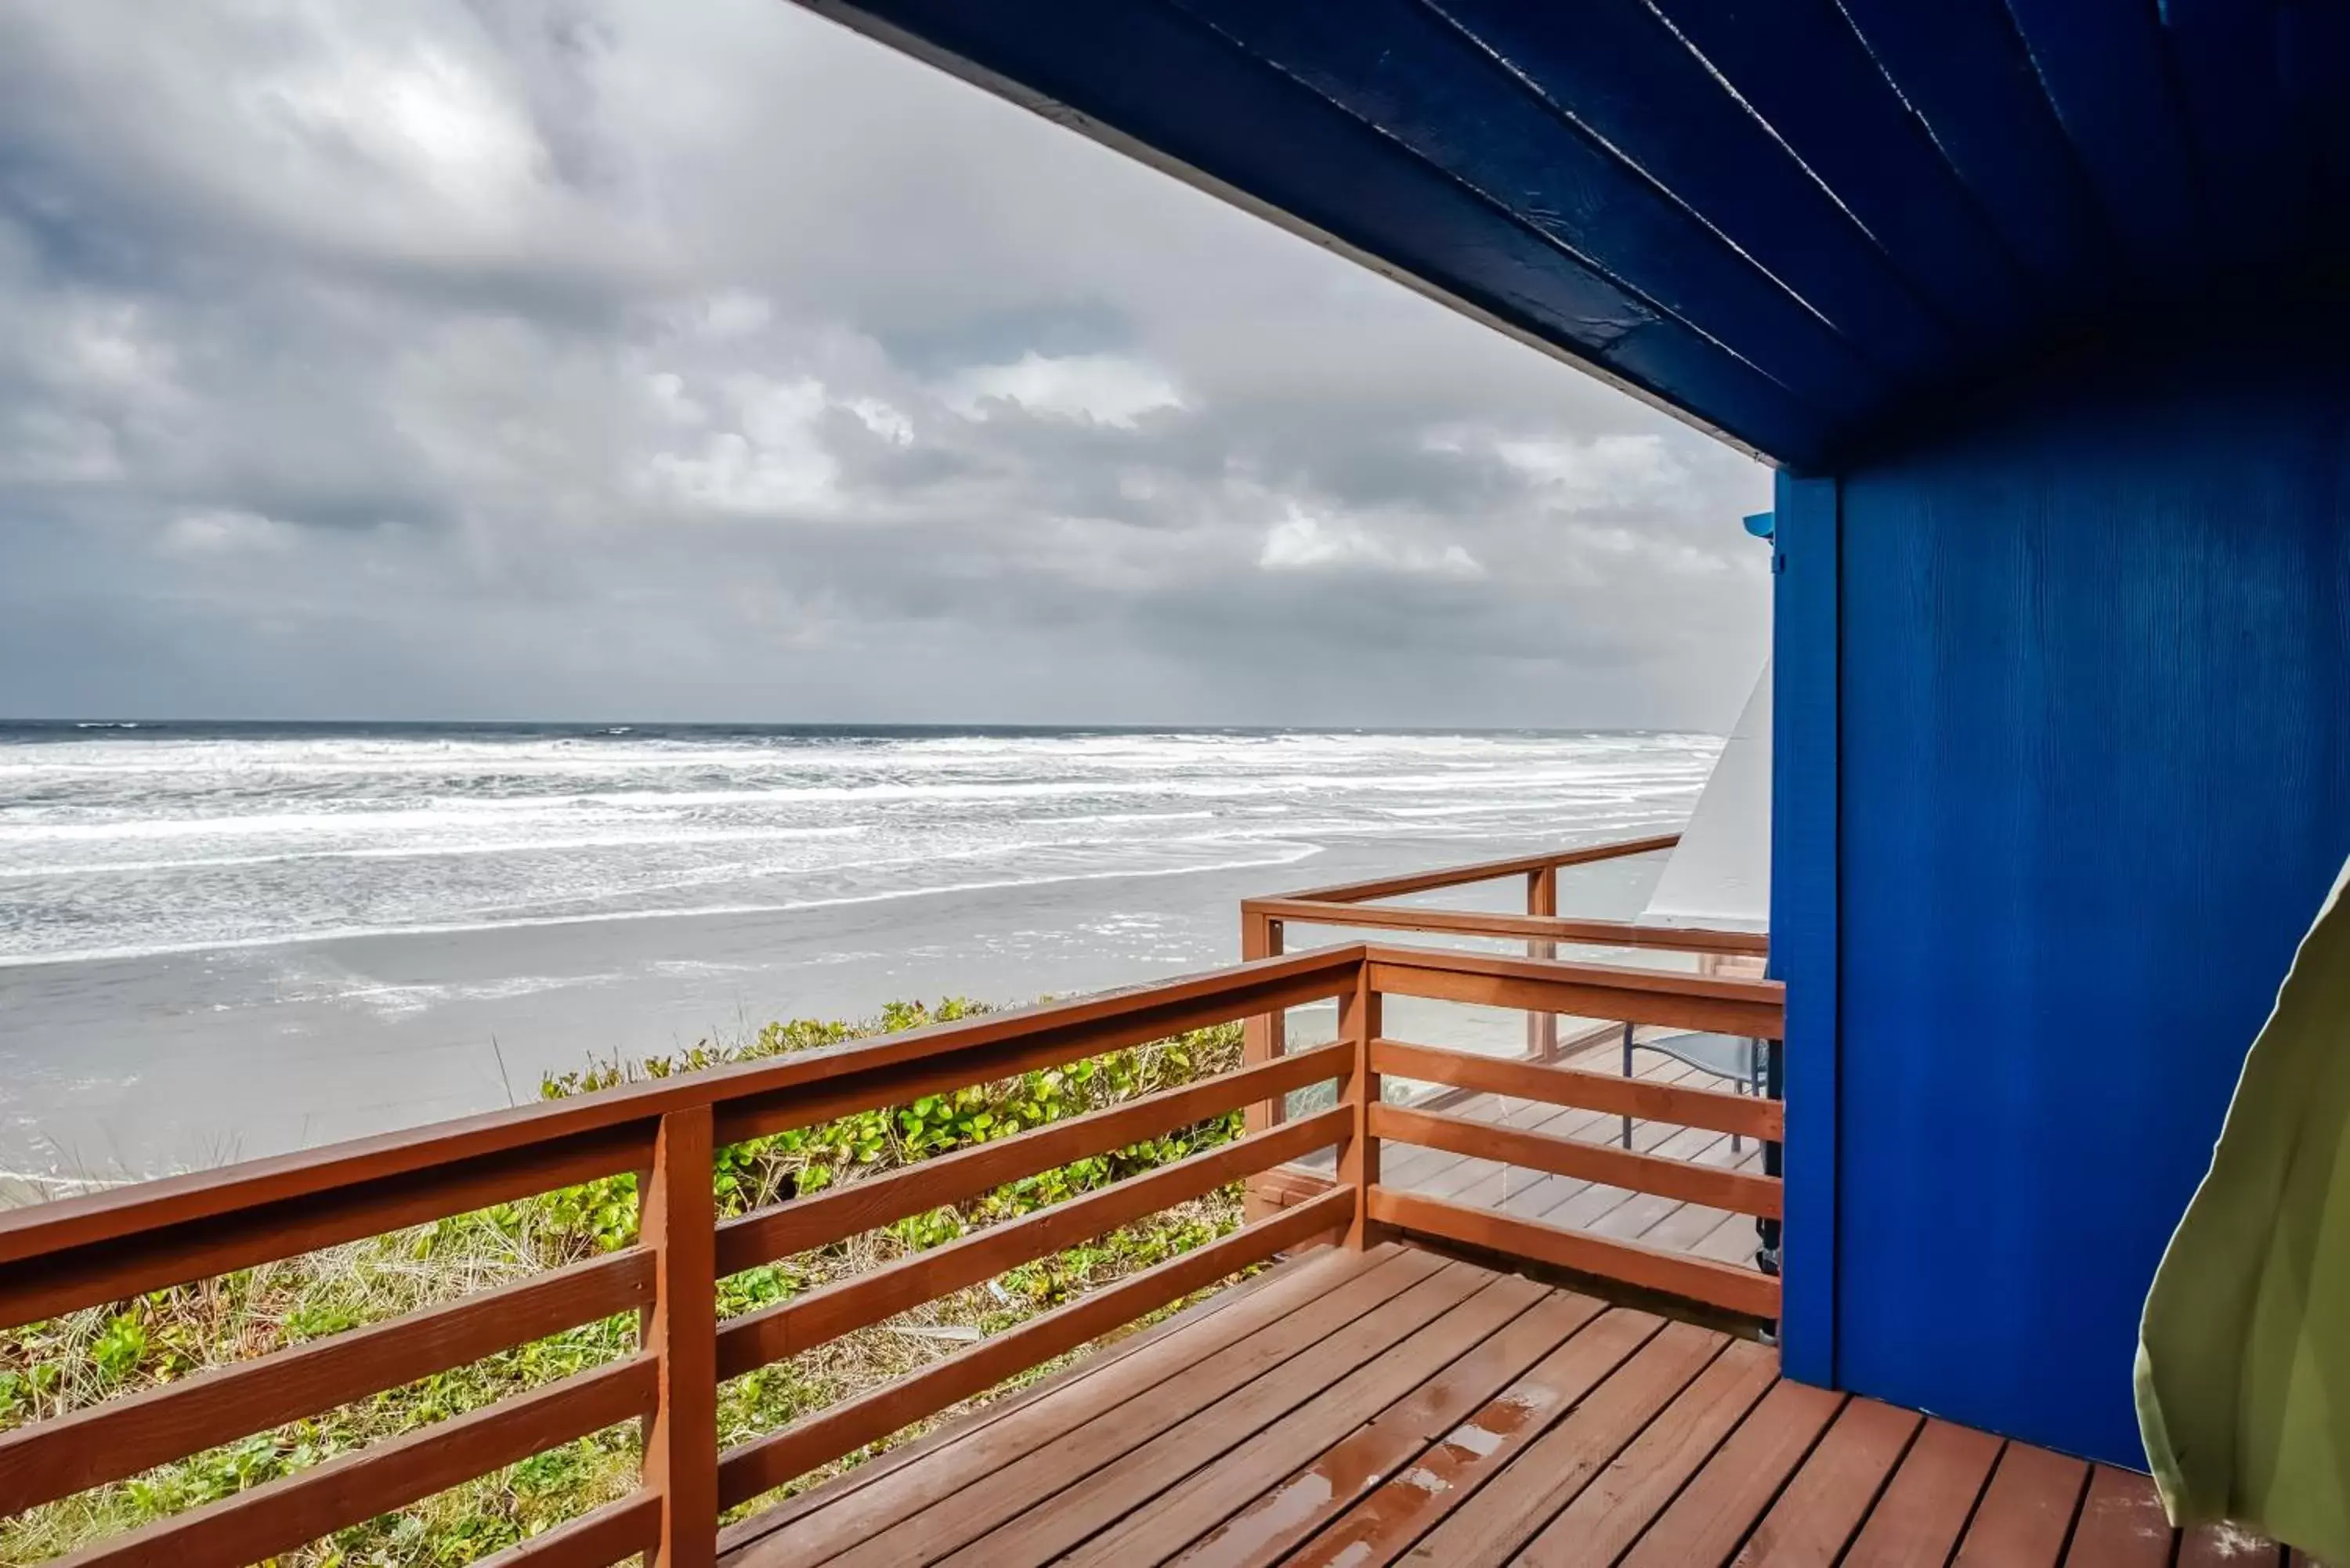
[0,1001,1250,1566]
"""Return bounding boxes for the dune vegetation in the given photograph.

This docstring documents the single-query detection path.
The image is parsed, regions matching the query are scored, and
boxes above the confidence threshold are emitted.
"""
[0,1001,1252,1566]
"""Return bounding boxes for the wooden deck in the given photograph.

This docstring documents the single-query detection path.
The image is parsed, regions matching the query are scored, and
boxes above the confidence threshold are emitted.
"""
[720,1244,2282,1568]
[1380,1031,1771,1273]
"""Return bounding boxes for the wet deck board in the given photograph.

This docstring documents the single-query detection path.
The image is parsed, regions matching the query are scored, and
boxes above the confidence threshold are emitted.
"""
[720,1248,2300,1568]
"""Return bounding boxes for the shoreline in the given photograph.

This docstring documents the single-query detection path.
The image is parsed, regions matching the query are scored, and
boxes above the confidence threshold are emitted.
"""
[0,830,1665,1189]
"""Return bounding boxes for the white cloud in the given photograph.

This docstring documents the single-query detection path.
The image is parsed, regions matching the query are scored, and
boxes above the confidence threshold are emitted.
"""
[1258,508,1484,578]
[244,44,544,215]
[844,396,913,446]
[944,352,1185,428]
[161,509,298,556]
[693,290,774,339]
[641,374,912,511]
[1484,433,1681,509]
[645,372,707,426]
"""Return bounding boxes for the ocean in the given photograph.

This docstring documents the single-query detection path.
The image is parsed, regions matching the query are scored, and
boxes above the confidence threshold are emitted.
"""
[0,722,1718,1188]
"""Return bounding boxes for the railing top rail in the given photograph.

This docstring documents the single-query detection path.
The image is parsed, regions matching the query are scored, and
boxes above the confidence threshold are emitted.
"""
[1360,943,1783,1010]
[0,945,1365,1270]
[1242,897,1770,956]
[1266,833,1679,905]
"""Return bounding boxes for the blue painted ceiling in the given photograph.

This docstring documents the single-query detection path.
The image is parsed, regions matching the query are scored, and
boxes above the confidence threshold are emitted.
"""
[794,0,2350,469]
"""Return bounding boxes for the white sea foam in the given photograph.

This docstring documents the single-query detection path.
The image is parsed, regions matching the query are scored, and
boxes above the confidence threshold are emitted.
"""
[0,724,1718,966]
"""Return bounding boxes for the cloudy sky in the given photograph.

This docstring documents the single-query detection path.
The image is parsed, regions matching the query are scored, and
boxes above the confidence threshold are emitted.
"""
[0,1,1772,730]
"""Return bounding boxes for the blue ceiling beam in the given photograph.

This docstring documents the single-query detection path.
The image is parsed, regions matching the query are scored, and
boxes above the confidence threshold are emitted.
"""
[1642,0,2046,338]
[2160,2,2312,275]
[2277,1,2350,231]
[1415,0,1961,395]
[2001,0,2211,289]
[1832,0,2124,307]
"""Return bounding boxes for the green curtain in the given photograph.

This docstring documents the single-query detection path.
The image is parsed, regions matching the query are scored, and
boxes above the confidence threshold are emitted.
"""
[2137,856,2350,1559]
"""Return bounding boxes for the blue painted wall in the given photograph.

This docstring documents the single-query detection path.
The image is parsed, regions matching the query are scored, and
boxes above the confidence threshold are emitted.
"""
[1770,472,1838,1389]
[1807,332,2350,1464]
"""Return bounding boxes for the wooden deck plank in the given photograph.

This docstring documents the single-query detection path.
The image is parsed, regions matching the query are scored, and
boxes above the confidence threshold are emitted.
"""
[1408,1058,1704,1207]
[1841,1418,2004,1567]
[1405,1091,1636,1204]
[1617,1378,1846,1568]
[1372,1105,1780,1219]
[1636,1147,1765,1256]
[1490,1111,1714,1235]
[1515,1338,1783,1566]
[1061,1272,1561,1565]
[729,1247,1448,1566]
[1398,1320,1728,1565]
[1386,1096,1594,1201]
[1581,1128,1753,1237]
[1693,1207,1770,1266]
[716,1238,1352,1555]
[1388,1046,1721,1223]
[714,1190,1356,1510]
[2061,1466,2175,1568]
[2178,1521,2290,1566]
[718,1245,1378,1553]
[909,1263,1498,1567]
[1434,1104,1710,1234]
[1953,1442,2092,1568]
[1279,1306,1665,1568]
[1533,1122,1731,1234]
[1159,1288,1606,1568]
[1730,1398,1923,1567]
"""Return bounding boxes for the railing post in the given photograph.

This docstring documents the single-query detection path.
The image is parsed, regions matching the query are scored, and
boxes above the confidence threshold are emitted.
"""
[643,1104,718,1568]
[1526,866,1559,1061]
[1241,909,1287,1222]
[1337,959,1383,1248]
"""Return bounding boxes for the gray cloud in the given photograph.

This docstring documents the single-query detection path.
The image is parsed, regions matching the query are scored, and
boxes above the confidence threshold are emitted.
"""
[0,0,1771,729]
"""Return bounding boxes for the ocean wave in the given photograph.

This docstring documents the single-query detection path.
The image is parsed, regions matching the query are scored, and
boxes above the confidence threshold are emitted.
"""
[0,840,1325,970]
[0,727,1718,967]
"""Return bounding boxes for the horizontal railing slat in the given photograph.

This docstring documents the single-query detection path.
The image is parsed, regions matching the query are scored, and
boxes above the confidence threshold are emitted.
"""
[475,1492,662,1568]
[708,967,1354,1148]
[1365,947,1784,1038]
[1276,833,1679,905]
[52,1357,659,1568]
[1370,1104,1783,1219]
[0,1249,655,1515]
[0,1125,656,1331]
[1369,1040,1784,1142]
[714,1106,1353,1379]
[1365,1188,1779,1319]
[1244,898,1769,955]
[717,1041,1353,1274]
[0,948,1363,1270]
[714,1186,1355,1509]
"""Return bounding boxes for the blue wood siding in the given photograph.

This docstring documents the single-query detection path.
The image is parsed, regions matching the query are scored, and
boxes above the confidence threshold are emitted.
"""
[1770,471,1840,1388]
[1829,336,2350,1463]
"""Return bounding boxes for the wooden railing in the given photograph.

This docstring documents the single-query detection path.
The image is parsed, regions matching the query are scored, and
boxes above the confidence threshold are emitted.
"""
[1238,832,1766,1094]
[0,922,1781,1566]
[1345,945,1784,1321]
[1238,835,1781,1306]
